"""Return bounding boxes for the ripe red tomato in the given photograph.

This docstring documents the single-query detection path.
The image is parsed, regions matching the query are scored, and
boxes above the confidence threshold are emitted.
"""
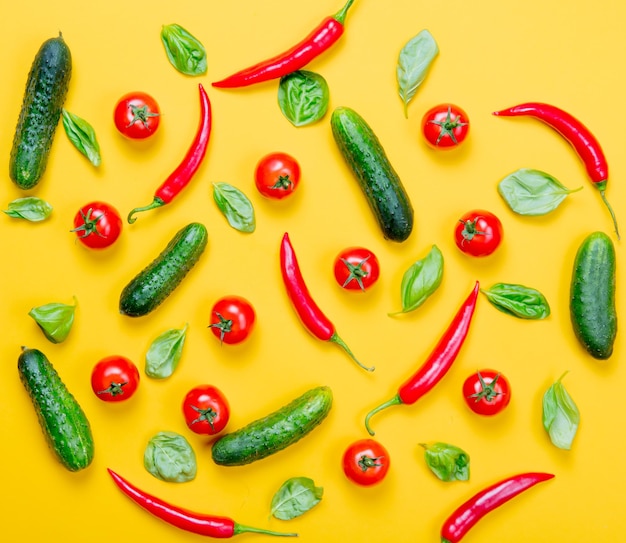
[342,439,390,486]
[333,247,380,292]
[208,295,256,345]
[254,152,301,200]
[422,104,469,149]
[114,92,161,139]
[182,385,230,435]
[454,209,503,257]
[463,369,511,416]
[91,355,140,402]
[72,201,123,249]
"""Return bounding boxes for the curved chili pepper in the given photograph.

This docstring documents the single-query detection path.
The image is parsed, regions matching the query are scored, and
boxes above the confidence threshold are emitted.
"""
[128,83,212,223]
[364,281,479,435]
[440,472,555,543]
[212,0,356,89]
[107,469,297,539]
[493,102,620,239]
[280,232,373,372]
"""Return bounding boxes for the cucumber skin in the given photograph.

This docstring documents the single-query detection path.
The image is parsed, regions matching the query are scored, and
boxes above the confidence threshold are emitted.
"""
[10,34,72,190]
[570,231,617,360]
[211,386,333,466]
[18,348,94,472]
[331,106,414,242]
[119,222,208,317]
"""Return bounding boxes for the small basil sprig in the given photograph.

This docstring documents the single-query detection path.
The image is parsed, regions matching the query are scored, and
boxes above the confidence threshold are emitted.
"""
[145,324,188,379]
[3,197,53,222]
[62,109,101,167]
[481,283,550,320]
[213,182,256,233]
[270,477,323,520]
[278,70,329,127]
[542,372,580,450]
[28,297,77,344]
[420,442,470,482]
[161,23,207,76]
[144,431,197,482]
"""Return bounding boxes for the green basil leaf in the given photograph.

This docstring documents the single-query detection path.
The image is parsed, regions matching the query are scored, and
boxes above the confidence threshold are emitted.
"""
[278,70,330,127]
[542,372,580,450]
[213,182,256,233]
[161,23,207,76]
[481,283,550,320]
[396,29,439,118]
[28,297,77,344]
[3,197,53,222]
[497,168,582,216]
[144,431,197,483]
[270,477,323,520]
[61,109,101,167]
[145,324,188,379]
[420,442,470,482]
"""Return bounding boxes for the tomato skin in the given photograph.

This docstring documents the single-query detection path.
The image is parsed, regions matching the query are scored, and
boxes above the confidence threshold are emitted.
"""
[72,201,123,249]
[342,439,390,486]
[182,385,230,435]
[333,247,380,292]
[208,295,256,345]
[422,104,470,149]
[462,369,511,416]
[114,92,160,139]
[454,209,503,257]
[91,356,140,402]
[254,152,301,200]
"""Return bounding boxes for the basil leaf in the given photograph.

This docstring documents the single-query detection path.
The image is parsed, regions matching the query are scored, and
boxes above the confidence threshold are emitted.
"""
[420,442,470,482]
[270,477,323,520]
[61,109,101,167]
[28,297,77,344]
[278,70,329,127]
[542,372,580,450]
[3,197,53,222]
[481,283,550,320]
[396,29,439,118]
[213,182,256,233]
[144,431,197,482]
[145,324,188,379]
[161,23,207,76]
[497,168,582,216]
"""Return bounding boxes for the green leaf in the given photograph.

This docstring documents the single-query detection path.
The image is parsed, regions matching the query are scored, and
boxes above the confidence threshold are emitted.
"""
[278,70,330,127]
[144,431,197,482]
[61,109,101,167]
[270,477,324,520]
[542,372,580,450]
[28,297,77,344]
[145,324,188,379]
[420,442,470,482]
[161,23,207,76]
[3,197,53,222]
[213,182,256,233]
[481,283,550,320]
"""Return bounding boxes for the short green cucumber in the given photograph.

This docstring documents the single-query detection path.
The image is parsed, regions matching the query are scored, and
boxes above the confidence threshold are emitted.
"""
[331,106,414,242]
[570,231,617,359]
[10,34,72,190]
[211,386,333,466]
[120,222,208,317]
[18,347,94,472]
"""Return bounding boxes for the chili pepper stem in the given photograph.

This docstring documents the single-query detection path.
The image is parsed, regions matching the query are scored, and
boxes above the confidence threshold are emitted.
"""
[127,197,165,224]
[334,0,355,24]
[234,523,298,537]
[364,395,403,435]
[330,331,374,372]
[597,187,620,240]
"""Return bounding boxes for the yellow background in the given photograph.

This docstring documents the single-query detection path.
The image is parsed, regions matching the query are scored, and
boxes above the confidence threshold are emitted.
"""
[1,1,624,541]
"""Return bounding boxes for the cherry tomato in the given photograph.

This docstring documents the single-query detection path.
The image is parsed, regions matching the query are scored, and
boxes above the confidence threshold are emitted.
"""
[254,152,301,200]
[421,104,470,149]
[333,247,380,292]
[342,439,390,486]
[182,385,230,435]
[462,369,511,416]
[454,209,503,257]
[72,201,123,249]
[91,355,140,402]
[208,295,256,345]
[114,91,161,139]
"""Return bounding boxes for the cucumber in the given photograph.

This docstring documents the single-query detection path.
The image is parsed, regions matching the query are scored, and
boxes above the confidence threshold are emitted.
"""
[18,347,94,472]
[211,386,333,466]
[331,106,414,242]
[569,231,617,359]
[119,222,208,317]
[10,34,72,190]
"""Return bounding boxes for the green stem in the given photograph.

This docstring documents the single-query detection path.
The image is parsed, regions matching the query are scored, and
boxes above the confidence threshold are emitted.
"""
[127,197,165,224]
[364,395,402,436]
[234,523,298,537]
[599,189,620,240]
[333,0,355,24]
[330,331,374,372]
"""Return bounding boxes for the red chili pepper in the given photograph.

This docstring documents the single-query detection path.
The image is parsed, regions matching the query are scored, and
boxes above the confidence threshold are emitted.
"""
[364,281,479,435]
[440,472,555,543]
[127,83,212,223]
[107,469,297,539]
[493,102,620,239]
[212,0,356,89]
[280,232,373,372]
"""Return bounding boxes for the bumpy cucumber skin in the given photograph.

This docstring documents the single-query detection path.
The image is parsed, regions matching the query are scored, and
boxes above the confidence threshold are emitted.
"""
[10,34,72,190]
[120,222,208,317]
[570,231,617,359]
[18,348,94,472]
[331,106,414,242]
[211,386,333,466]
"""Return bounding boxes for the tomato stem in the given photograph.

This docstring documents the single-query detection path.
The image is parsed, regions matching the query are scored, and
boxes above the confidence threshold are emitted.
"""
[364,394,402,435]
[331,331,374,372]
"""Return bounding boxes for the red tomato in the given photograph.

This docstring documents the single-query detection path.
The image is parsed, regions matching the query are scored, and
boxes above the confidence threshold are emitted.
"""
[182,385,230,435]
[72,201,123,249]
[342,439,390,486]
[454,209,503,257]
[208,295,256,345]
[114,92,161,139]
[91,355,140,402]
[254,152,301,200]
[422,104,469,149]
[462,369,511,416]
[333,247,380,292]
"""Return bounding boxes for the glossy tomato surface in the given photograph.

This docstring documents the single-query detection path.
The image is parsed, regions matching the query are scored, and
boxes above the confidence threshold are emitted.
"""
[182,385,230,435]
[342,439,390,486]
[208,295,256,345]
[114,91,160,139]
[463,369,511,416]
[72,201,123,249]
[333,247,380,291]
[454,209,503,257]
[422,104,470,149]
[91,355,140,402]
[254,152,301,199]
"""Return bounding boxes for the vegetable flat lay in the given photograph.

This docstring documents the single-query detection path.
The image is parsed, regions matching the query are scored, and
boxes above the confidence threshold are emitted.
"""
[3,1,625,542]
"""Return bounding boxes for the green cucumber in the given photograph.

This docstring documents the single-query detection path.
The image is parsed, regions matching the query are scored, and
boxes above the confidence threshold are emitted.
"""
[569,231,617,359]
[211,386,333,466]
[18,347,94,472]
[331,106,414,242]
[119,222,208,317]
[10,34,72,190]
